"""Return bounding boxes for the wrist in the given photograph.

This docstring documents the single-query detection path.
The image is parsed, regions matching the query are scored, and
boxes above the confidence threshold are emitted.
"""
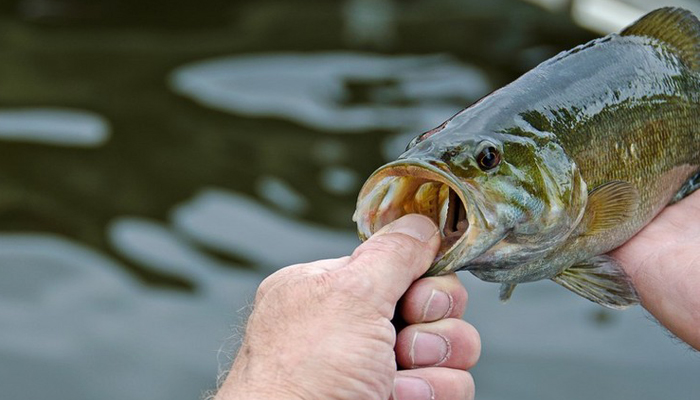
[215,378,306,400]
[615,246,700,350]
[215,355,307,400]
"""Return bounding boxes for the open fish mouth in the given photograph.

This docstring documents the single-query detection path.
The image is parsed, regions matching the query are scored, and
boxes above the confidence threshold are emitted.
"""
[353,160,471,273]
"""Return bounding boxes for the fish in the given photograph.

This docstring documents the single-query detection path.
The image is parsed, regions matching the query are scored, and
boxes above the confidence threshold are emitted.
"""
[352,7,700,309]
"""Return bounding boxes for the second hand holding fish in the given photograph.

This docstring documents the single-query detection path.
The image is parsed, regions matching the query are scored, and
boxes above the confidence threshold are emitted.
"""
[612,189,700,349]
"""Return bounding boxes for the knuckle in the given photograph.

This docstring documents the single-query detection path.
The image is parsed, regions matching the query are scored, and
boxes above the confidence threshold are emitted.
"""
[255,267,296,300]
[255,263,307,300]
[353,233,420,266]
[255,274,278,301]
[330,268,377,300]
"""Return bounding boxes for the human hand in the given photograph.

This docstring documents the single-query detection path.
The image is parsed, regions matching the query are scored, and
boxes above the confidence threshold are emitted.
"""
[215,214,480,400]
[611,190,700,349]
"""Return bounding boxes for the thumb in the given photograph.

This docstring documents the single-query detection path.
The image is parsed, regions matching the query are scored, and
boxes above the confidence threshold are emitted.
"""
[346,214,441,312]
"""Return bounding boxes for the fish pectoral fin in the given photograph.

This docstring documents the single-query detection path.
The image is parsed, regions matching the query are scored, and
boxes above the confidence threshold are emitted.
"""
[552,255,639,309]
[621,7,700,71]
[499,283,517,303]
[582,181,639,236]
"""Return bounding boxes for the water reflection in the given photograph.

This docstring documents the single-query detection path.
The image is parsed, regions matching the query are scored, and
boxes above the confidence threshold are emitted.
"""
[0,108,109,146]
[171,189,359,273]
[319,166,360,195]
[342,0,398,48]
[170,53,489,132]
[0,233,260,400]
[256,176,310,215]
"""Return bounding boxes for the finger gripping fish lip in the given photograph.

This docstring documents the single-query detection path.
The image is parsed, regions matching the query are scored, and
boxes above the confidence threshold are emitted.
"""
[353,160,472,272]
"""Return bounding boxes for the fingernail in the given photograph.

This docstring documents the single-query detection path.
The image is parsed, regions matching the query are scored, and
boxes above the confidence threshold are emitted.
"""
[393,376,434,400]
[422,289,453,322]
[410,331,449,367]
[379,214,437,242]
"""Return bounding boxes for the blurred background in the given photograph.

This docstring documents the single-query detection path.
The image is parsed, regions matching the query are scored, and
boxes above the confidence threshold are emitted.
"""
[0,0,698,399]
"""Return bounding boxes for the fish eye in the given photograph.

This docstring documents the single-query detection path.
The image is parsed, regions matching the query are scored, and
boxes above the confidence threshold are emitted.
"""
[476,145,501,170]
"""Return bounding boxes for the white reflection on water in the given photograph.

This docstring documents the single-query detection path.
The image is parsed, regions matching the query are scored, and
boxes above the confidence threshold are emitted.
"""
[171,188,360,271]
[0,108,110,146]
[319,166,360,195]
[109,217,235,285]
[256,176,309,215]
[170,53,489,133]
[343,0,397,48]
[0,233,260,400]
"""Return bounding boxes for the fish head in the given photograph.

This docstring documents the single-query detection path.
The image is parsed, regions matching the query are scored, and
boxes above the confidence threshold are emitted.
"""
[353,117,588,278]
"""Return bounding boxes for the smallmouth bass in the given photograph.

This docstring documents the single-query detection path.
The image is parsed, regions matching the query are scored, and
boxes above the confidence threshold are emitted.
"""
[353,7,700,309]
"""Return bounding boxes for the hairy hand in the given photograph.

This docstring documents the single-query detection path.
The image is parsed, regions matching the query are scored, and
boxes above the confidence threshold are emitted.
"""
[612,189,700,349]
[216,214,480,400]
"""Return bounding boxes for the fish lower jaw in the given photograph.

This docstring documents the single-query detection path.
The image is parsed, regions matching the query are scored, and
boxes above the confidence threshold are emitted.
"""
[355,165,470,267]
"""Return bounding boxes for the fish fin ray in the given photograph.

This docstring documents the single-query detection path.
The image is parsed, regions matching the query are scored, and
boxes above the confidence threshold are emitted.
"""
[670,170,700,204]
[583,181,639,236]
[499,283,517,303]
[621,7,700,71]
[552,255,639,309]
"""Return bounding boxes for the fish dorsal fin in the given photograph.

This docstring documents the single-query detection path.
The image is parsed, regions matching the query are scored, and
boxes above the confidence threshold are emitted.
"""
[552,255,639,309]
[582,181,639,236]
[621,7,700,71]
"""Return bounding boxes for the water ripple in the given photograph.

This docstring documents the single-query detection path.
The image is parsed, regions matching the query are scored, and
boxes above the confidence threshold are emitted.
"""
[0,108,110,147]
[170,52,489,133]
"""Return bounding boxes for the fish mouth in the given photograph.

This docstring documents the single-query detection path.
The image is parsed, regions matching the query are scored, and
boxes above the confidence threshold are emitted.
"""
[353,160,472,275]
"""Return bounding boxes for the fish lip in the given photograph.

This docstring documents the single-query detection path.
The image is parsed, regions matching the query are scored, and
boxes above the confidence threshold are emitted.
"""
[354,159,477,275]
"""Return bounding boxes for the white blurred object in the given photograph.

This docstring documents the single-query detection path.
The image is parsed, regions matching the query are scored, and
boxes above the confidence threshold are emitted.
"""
[0,108,110,147]
[319,166,360,195]
[256,176,309,214]
[343,0,397,48]
[0,233,261,400]
[572,0,645,33]
[523,0,700,35]
[171,189,359,271]
[521,0,571,12]
[170,53,489,133]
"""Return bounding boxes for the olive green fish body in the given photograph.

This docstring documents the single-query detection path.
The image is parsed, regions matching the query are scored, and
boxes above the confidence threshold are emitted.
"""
[354,8,700,309]
[460,17,700,282]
